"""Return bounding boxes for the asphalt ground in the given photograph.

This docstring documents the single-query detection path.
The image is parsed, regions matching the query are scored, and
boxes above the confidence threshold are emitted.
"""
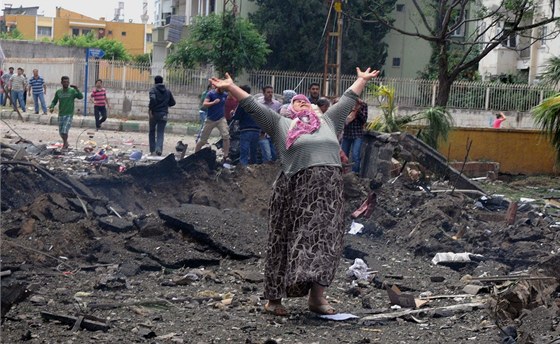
[0,108,221,157]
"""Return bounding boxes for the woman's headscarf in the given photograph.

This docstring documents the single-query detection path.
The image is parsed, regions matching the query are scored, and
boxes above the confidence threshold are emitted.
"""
[285,94,321,149]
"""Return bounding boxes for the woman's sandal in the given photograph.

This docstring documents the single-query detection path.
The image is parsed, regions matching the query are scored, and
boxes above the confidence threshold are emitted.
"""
[264,302,289,316]
[308,303,336,315]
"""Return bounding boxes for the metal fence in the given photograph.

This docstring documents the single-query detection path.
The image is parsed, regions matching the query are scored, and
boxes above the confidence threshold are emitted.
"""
[4,58,214,95]
[5,57,556,112]
[248,70,557,112]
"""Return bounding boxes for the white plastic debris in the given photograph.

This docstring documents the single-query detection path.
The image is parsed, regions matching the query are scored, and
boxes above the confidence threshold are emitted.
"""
[348,221,364,235]
[346,258,372,280]
[318,313,359,321]
[431,252,483,265]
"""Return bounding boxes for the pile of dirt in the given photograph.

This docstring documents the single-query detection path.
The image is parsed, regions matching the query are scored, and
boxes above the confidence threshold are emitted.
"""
[1,145,559,343]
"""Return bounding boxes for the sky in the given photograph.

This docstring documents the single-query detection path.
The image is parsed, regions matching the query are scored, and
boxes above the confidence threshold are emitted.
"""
[1,0,155,24]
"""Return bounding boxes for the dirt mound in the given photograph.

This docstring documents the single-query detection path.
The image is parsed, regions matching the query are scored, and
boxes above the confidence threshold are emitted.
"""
[1,146,559,343]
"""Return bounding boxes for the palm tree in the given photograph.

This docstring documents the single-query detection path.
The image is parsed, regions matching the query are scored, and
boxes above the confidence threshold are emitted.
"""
[532,56,560,165]
[541,56,560,87]
[365,84,454,149]
[532,94,560,164]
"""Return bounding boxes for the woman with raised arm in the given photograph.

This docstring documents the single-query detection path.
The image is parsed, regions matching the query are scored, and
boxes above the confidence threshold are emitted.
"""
[209,67,380,316]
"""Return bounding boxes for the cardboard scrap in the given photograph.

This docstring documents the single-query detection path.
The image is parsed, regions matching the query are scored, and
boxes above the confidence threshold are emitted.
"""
[386,285,429,309]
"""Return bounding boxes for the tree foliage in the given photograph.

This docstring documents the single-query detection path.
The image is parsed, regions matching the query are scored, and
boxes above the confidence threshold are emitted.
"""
[166,13,270,75]
[55,33,131,61]
[132,53,151,65]
[532,94,560,164]
[541,56,560,87]
[248,0,394,74]
[0,28,24,40]
[365,84,453,149]
[356,0,560,107]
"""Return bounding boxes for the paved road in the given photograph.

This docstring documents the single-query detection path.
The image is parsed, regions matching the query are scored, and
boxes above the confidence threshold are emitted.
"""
[0,111,216,158]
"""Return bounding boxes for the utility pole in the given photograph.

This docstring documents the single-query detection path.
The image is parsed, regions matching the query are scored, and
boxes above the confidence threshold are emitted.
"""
[323,0,343,98]
[220,0,237,75]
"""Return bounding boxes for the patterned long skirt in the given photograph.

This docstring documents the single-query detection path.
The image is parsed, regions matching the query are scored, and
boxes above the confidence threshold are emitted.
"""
[264,166,345,299]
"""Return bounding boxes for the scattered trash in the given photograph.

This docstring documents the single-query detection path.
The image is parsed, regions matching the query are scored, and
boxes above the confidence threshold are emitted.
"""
[129,150,142,161]
[85,149,108,163]
[386,285,429,309]
[351,192,377,219]
[431,252,483,265]
[348,221,364,235]
[318,313,359,321]
[346,258,376,281]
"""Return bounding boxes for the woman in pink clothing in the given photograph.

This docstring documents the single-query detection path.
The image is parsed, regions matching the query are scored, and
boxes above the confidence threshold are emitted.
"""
[493,112,507,128]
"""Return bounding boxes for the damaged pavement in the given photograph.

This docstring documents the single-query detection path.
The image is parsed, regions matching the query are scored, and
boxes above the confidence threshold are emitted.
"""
[1,127,560,343]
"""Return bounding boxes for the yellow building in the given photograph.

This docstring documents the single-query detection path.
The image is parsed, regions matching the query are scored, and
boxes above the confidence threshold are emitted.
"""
[4,7,152,56]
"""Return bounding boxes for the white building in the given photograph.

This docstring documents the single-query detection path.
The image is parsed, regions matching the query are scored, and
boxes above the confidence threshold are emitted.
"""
[152,0,257,66]
[478,0,560,83]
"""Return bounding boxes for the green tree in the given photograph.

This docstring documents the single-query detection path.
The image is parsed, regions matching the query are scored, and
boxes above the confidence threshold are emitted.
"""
[132,53,151,65]
[366,84,453,149]
[249,0,394,74]
[166,13,270,75]
[359,0,560,107]
[541,56,560,86]
[0,28,24,40]
[55,33,131,61]
[532,94,560,164]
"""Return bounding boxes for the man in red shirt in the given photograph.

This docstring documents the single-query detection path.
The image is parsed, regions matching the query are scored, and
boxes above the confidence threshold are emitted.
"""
[90,79,111,130]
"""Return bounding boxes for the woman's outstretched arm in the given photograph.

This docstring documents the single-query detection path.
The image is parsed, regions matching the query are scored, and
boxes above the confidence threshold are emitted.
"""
[349,67,380,95]
[208,73,249,102]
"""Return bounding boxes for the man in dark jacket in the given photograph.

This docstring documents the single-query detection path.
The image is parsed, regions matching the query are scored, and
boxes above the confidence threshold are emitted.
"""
[148,75,176,156]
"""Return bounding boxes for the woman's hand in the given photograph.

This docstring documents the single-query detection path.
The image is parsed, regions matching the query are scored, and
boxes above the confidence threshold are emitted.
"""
[209,73,235,91]
[356,67,380,81]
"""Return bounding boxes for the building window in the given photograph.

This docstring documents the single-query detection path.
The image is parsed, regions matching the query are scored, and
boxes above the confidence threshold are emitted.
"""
[82,29,92,35]
[146,33,152,42]
[392,58,401,67]
[122,31,127,36]
[37,26,52,36]
[450,11,467,37]
[396,4,405,12]
[540,26,548,45]
[500,23,517,48]
[72,28,80,36]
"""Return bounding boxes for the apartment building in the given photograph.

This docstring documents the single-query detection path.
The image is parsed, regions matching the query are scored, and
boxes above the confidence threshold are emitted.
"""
[478,0,560,83]
[152,0,257,65]
[3,7,153,56]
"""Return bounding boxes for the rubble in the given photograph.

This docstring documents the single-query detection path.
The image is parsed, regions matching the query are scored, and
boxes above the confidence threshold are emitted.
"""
[1,122,559,343]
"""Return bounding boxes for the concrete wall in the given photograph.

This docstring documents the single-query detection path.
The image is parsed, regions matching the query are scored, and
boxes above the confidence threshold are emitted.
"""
[25,88,539,129]
[26,87,201,122]
[439,128,558,175]
[0,40,85,59]
[391,107,537,129]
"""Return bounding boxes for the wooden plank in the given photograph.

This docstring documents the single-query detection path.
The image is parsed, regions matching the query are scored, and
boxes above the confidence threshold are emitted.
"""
[360,302,486,323]
[40,311,109,332]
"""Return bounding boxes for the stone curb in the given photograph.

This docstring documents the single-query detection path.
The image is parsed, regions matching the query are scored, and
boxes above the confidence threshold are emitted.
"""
[0,110,215,137]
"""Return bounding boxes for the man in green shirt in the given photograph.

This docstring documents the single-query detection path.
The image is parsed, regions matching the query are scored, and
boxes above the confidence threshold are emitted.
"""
[49,76,83,150]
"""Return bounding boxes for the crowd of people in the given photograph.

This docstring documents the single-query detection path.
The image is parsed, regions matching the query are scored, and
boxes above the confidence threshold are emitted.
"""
[191,77,369,173]
[0,66,49,115]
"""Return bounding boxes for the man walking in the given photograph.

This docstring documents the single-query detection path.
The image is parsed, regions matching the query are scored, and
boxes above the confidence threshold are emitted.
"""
[9,67,27,112]
[341,99,368,174]
[194,85,230,162]
[258,85,281,163]
[28,69,48,115]
[1,67,14,106]
[148,75,176,156]
[49,76,83,150]
[90,79,110,130]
